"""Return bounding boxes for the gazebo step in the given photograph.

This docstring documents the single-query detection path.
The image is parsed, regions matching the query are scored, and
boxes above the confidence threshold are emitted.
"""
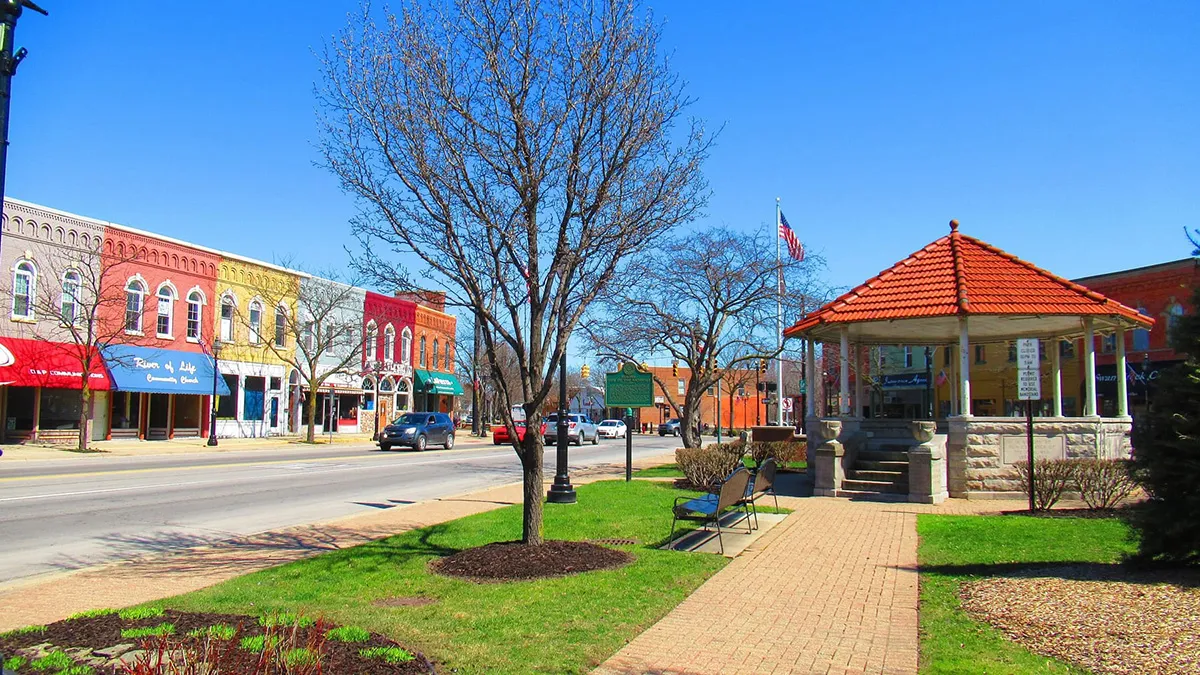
[841,479,909,494]
[852,469,907,482]
[873,442,914,452]
[857,449,909,462]
[855,459,910,473]
[835,489,910,502]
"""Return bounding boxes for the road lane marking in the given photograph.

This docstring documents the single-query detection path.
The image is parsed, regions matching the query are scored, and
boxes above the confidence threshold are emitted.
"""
[0,479,218,502]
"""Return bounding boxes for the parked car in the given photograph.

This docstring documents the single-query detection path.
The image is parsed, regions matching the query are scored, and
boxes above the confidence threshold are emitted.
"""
[544,413,598,445]
[379,412,456,451]
[492,420,548,445]
[596,419,628,439]
[659,418,682,436]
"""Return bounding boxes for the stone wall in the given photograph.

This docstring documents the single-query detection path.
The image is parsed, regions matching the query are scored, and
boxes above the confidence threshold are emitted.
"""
[947,416,1133,497]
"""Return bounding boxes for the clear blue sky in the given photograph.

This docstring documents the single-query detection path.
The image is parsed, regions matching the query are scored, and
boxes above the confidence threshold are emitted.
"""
[10,1,1199,296]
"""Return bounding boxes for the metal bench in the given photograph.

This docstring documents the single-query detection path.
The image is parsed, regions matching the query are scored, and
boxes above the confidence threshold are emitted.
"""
[743,457,779,530]
[670,467,753,554]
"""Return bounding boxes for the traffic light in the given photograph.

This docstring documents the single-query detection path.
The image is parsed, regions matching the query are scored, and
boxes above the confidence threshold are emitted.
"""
[580,364,590,379]
[672,361,679,377]
[759,358,767,374]
[639,361,649,372]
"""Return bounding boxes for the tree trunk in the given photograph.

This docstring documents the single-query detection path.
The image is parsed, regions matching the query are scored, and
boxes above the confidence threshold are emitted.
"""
[519,430,544,545]
[306,385,319,443]
[77,382,91,451]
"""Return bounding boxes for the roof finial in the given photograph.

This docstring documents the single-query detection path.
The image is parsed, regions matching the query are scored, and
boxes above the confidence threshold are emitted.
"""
[949,219,960,233]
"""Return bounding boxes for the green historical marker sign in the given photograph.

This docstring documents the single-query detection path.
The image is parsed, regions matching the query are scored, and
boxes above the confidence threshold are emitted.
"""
[605,362,654,408]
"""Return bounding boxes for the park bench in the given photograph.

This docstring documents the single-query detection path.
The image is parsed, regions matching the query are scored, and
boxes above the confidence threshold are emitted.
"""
[742,457,779,530]
[669,467,753,555]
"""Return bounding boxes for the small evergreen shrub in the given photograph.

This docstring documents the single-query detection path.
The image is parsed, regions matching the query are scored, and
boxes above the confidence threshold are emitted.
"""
[1013,458,1077,511]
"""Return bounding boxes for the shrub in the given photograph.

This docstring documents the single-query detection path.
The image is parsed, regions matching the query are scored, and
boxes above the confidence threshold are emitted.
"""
[748,440,805,466]
[325,625,371,643]
[1013,459,1077,511]
[675,442,745,491]
[1074,459,1139,510]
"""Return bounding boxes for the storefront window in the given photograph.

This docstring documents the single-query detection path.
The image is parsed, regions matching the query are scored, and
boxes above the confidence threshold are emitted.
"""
[40,388,82,430]
[243,376,266,421]
[6,387,36,430]
[216,374,239,418]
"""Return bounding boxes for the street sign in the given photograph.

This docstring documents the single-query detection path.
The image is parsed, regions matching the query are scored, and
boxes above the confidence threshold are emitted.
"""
[781,398,794,413]
[1017,369,1041,400]
[1017,338,1040,371]
[798,380,807,394]
[605,362,654,408]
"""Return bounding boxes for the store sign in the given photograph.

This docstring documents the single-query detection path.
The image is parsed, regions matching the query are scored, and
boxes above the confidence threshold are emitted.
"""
[103,345,229,396]
[367,360,412,377]
[880,373,929,389]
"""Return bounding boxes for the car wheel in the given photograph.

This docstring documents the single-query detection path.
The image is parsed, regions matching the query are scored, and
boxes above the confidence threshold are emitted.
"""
[415,435,427,452]
[493,439,502,445]
[380,443,392,452]
[445,434,455,450]
[591,431,598,445]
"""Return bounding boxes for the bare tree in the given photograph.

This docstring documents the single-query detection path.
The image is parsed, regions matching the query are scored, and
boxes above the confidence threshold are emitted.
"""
[233,267,366,443]
[584,227,819,447]
[13,246,142,450]
[320,0,710,544]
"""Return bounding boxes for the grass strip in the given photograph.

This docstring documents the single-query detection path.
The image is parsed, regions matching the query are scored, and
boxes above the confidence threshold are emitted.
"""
[117,606,164,621]
[120,623,175,639]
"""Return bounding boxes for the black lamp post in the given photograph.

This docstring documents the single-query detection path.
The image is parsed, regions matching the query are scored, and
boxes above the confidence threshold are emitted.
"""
[207,341,222,446]
[547,353,576,503]
[0,0,46,244]
[1141,352,1152,415]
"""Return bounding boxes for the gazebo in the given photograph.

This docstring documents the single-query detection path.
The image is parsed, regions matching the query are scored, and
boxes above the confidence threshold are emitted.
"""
[784,220,1153,502]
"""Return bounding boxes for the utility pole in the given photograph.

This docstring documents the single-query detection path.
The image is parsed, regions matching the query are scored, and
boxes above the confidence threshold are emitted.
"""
[0,0,47,243]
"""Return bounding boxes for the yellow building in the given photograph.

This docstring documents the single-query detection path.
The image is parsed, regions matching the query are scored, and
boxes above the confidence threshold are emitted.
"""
[213,254,301,437]
[933,340,1085,418]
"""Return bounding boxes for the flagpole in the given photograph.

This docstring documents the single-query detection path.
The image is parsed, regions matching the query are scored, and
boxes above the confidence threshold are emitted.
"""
[776,197,784,426]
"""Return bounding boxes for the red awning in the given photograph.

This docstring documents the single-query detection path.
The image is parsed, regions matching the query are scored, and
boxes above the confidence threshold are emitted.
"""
[0,337,112,390]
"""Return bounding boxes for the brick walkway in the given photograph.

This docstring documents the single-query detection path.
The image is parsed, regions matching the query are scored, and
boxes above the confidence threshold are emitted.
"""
[595,493,1008,675]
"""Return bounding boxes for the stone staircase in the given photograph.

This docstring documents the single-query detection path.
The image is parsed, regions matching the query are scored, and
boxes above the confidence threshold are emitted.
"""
[840,443,910,498]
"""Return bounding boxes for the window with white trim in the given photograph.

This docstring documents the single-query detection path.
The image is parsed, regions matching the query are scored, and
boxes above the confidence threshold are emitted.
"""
[420,336,427,367]
[444,341,451,370]
[156,286,174,337]
[433,339,440,369]
[220,296,235,342]
[125,279,146,332]
[12,261,35,319]
[401,328,412,364]
[248,300,263,344]
[274,306,286,348]
[60,270,80,325]
[366,321,378,362]
[384,324,395,362]
[186,291,203,340]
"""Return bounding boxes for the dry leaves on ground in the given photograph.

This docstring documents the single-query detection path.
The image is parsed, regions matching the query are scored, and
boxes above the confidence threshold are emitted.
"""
[960,565,1200,675]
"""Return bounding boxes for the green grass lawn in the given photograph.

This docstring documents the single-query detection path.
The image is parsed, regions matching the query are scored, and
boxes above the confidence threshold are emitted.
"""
[163,480,728,674]
[918,514,1137,675]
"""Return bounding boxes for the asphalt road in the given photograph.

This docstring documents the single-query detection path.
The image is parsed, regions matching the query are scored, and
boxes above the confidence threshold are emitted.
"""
[0,434,683,585]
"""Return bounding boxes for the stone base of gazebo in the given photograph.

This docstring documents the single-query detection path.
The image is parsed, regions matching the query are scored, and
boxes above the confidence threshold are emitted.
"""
[804,415,1132,503]
[946,415,1132,498]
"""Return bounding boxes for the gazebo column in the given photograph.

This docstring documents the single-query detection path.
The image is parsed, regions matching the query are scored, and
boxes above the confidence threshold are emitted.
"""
[1052,338,1063,417]
[853,344,864,418]
[839,327,850,416]
[1084,318,1097,416]
[949,344,958,415]
[1116,328,1128,417]
[805,339,816,417]
[958,317,971,415]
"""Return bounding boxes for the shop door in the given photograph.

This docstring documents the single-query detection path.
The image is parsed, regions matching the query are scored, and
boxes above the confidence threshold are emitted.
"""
[270,398,279,428]
[379,397,393,426]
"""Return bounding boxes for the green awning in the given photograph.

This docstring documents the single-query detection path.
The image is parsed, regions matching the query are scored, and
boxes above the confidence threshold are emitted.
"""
[414,369,465,396]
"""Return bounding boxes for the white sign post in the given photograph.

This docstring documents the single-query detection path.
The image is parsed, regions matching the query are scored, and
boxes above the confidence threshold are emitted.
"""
[1016,338,1040,511]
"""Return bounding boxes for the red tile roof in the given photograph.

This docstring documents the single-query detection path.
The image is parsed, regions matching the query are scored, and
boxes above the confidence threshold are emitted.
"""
[785,221,1153,337]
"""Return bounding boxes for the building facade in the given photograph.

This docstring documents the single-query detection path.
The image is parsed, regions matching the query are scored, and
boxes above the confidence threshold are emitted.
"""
[410,293,463,414]
[360,290,416,436]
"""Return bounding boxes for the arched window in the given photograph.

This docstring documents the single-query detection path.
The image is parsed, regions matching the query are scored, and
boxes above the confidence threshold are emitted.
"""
[186,291,203,340]
[274,306,287,348]
[433,338,440,369]
[220,295,235,342]
[12,260,35,319]
[420,336,427,367]
[60,270,80,325]
[401,328,412,365]
[384,324,396,362]
[1167,302,1185,335]
[444,341,451,371]
[366,321,378,361]
[248,300,263,344]
[156,285,175,337]
[125,279,146,332]
[1133,305,1150,351]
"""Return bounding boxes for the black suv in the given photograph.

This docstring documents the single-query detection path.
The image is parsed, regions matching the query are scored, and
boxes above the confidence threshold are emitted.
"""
[379,412,456,451]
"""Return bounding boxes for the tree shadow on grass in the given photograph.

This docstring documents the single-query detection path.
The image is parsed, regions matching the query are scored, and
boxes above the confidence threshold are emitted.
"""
[917,560,1200,588]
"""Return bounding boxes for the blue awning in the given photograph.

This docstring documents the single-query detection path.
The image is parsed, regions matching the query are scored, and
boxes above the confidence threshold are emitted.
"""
[102,345,231,396]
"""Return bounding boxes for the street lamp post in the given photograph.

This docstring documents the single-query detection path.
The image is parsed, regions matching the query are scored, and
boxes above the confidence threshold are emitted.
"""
[207,341,222,446]
[547,353,576,503]
[0,0,47,246]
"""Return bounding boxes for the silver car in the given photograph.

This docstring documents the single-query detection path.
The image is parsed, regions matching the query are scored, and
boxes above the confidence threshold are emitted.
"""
[544,413,598,445]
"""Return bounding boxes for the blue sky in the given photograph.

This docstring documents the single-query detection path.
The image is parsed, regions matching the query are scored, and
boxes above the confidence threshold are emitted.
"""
[9,1,1199,298]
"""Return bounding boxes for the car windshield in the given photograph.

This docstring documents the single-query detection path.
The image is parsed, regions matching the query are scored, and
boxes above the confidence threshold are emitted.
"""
[599,420,618,427]
[392,413,425,425]
[668,418,680,424]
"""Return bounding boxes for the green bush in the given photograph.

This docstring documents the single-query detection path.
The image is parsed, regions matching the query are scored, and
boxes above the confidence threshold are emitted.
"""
[1074,459,1138,510]
[675,442,745,491]
[1013,459,1077,511]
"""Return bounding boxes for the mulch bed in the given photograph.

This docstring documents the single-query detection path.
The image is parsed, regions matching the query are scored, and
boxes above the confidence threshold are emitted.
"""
[999,507,1127,519]
[430,540,633,582]
[960,564,1200,674]
[0,609,434,674]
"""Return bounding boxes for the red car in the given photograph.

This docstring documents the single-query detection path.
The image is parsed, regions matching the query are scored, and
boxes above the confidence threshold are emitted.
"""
[492,420,547,445]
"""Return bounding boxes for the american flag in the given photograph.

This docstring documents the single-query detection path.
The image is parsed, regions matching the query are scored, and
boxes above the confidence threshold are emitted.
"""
[778,211,805,261]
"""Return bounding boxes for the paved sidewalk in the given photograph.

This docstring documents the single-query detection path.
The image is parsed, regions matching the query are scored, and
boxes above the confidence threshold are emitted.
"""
[596,490,1010,675]
[0,453,676,632]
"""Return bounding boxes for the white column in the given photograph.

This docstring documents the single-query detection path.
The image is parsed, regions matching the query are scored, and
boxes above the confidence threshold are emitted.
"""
[1052,338,1063,417]
[853,344,864,417]
[958,318,971,416]
[839,327,850,416]
[949,344,959,415]
[1116,328,1128,417]
[1084,318,1097,416]
[806,339,816,417]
